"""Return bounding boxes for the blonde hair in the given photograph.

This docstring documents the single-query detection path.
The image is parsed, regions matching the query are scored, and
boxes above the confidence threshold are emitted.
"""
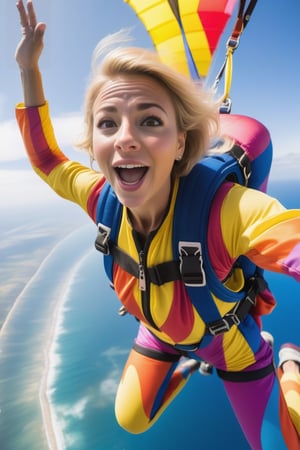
[77,31,220,177]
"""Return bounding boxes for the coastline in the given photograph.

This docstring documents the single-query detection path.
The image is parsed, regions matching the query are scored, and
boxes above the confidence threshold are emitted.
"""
[0,220,95,450]
[38,246,94,450]
[39,294,64,450]
[40,362,60,450]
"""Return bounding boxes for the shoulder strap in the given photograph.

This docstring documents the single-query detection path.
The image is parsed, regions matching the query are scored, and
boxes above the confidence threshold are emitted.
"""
[94,182,123,282]
[173,113,273,305]
[174,151,247,303]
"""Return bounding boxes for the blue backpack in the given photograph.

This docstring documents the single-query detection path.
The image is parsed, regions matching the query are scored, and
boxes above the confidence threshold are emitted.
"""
[94,114,273,342]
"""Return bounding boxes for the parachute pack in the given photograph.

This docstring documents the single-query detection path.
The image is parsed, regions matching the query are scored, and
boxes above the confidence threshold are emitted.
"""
[94,113,274,340]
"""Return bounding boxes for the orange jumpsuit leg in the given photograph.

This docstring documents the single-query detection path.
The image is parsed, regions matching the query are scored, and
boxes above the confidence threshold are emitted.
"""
[115,347,198,434]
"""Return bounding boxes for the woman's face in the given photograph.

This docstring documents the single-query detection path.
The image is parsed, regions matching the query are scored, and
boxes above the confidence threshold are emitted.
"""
[92,74,186,227]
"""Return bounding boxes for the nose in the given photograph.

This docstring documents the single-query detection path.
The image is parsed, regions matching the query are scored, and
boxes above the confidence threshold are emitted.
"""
[114,120,140,152]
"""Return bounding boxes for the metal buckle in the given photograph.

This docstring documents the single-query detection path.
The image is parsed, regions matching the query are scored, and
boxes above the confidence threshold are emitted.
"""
[226,313,240,326]
[219,97,232,114]
[95,223,111,255]
[227,36,240,50]
[118,305,128,317]
[208,319,230,336]
[224,302,241,326]
[179,241,206,287]
[207,289,257,337]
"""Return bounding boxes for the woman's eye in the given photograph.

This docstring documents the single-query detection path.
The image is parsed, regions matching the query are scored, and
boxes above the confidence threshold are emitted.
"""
[97,119,116,129]
[141,116,163,127]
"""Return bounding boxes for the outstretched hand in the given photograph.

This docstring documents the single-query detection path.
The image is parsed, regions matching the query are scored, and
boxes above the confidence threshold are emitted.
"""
[15,0,46,70]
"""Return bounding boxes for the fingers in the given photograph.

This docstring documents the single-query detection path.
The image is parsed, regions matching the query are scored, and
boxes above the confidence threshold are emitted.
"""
[16,0,28,28]
[16,0,37,31]
[27,1,37,29]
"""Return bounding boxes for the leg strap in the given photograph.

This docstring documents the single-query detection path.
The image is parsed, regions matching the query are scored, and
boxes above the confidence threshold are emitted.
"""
[217,362,275,382]
[133,342,180,363]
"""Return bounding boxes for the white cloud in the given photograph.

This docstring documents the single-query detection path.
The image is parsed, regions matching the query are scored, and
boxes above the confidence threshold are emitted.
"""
[53,113,85,150]
[61,397,90,420]
[53,401,88,450]
[98,369,120,406]
[0,113,84,163]
[0,111,91,207]
[0,120,24,161]
[271,153,300,180]
[101,346,129,358]
[0,170,61,207]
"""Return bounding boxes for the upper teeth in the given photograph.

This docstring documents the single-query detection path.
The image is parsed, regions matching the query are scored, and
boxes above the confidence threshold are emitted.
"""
[117,165,144,169]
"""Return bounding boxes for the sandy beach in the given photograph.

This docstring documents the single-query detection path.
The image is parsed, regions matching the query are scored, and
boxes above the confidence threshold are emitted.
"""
[39,299,62,450]
[40,364,60,450]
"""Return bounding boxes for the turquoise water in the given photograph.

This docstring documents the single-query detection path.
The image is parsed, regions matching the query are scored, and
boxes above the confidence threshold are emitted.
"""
[1,179,300,449]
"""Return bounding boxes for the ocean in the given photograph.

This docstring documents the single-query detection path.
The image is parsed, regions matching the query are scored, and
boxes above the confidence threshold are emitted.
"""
[1,179,300,449]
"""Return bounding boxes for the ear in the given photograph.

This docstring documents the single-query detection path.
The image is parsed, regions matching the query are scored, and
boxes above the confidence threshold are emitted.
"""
[176,131,186,160]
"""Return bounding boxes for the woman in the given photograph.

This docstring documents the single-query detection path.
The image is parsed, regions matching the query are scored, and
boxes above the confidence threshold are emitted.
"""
[15,1,300,448]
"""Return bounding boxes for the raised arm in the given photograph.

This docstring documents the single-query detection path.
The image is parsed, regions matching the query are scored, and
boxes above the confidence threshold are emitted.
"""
[15,0,46,107]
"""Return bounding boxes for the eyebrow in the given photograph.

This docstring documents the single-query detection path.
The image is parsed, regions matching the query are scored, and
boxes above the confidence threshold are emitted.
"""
[96,105,116,113]
[137,102,166,113]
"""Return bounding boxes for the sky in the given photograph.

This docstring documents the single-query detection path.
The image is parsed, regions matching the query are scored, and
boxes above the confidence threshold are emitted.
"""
[0,0,300,209]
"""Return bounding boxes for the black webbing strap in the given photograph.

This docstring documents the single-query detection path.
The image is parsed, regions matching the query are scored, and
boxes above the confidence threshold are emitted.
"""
[148,261,181,285]
[229,145,252,186]
[205,275,267,336]
[111,245,139,278]
[95,226,139,278]
[240,0,258,31]
[217,361,275,382]
[133,342,180,362]
[111,244,181,285]
[233,0,258,39]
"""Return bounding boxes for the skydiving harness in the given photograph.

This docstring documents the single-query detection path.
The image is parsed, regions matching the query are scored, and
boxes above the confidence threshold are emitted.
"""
[94,138,272,343]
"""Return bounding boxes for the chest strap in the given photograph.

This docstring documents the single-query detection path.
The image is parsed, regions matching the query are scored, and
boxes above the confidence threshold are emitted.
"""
[95,223,181,284]
[95,224,203,286]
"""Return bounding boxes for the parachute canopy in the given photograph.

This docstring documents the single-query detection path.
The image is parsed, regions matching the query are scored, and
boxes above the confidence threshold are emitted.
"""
[124,0,238,80]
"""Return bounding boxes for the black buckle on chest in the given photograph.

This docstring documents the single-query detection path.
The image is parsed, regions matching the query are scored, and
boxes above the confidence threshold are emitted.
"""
[179,241,206,287]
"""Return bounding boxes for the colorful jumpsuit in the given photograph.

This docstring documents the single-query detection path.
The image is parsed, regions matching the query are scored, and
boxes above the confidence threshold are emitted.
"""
[16,103,300,449]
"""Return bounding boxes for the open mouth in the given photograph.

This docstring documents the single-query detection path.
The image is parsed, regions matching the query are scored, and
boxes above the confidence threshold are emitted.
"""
[115,165,148,185]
